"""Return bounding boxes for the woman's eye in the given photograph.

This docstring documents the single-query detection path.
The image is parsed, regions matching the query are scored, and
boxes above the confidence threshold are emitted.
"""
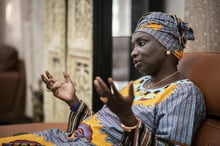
[139,41,145,46]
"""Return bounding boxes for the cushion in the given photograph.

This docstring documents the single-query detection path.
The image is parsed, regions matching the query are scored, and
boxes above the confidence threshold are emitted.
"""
[0,72,20,113]
[0,45,18,72]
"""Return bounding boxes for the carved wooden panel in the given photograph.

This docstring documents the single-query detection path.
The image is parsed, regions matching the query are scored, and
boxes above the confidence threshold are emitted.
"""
[43,0,93,122]
[68,0,93,50]
[67,0,93,108]
[68,54,92,108]
[43,0,69,122]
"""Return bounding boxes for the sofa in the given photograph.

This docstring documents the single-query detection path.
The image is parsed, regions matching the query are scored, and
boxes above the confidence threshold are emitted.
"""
[0,45,26,124]
[0,52,219,145]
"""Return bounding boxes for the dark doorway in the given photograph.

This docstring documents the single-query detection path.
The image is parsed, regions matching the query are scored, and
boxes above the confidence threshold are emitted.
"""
[92,0,112,112]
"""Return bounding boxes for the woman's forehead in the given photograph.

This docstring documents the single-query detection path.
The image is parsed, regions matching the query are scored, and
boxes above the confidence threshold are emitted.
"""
[131,32,154,42]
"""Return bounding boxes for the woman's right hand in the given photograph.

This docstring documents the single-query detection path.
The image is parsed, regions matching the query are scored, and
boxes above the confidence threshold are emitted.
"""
[94,76,137,127]
[41,71,79,107]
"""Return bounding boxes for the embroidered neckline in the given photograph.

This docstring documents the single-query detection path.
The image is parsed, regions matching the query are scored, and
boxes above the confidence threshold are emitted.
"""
[134,76,189,101]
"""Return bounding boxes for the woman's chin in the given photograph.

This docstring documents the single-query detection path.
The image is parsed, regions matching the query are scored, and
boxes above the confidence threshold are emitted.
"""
[137,68,151,76]
[137,69,145,75]
[135,65,149,75]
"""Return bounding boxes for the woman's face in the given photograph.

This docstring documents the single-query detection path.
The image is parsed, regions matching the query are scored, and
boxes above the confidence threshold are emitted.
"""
[131,31,167,75]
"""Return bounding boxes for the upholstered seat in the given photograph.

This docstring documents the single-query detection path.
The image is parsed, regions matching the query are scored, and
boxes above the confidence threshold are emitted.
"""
[178,52,220,145]
[0,45,26,124]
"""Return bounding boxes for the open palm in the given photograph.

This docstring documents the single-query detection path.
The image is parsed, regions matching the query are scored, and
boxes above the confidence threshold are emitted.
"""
[41,71,78,106]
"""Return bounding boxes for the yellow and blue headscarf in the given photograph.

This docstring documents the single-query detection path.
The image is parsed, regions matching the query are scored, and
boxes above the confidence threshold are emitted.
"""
[135,12,194,60]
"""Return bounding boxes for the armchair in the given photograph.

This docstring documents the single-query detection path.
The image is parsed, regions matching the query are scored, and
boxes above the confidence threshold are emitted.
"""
[0,45,26,124]
[178,52,220,145]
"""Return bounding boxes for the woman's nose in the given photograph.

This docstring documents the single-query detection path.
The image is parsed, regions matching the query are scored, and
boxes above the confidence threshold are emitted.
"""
[131,48,138,58]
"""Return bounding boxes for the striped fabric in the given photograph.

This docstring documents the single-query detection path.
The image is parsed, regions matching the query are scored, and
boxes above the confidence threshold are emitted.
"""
[0,77,206,146]
[135,12,194,60]
[67,101,92,133]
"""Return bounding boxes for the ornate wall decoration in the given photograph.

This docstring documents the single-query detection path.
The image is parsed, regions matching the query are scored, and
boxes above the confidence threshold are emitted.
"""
[67,0,93,108]
[43,0,93,122]
[69,56,92,107]
[68,0,93,50]
[43,0,68,122]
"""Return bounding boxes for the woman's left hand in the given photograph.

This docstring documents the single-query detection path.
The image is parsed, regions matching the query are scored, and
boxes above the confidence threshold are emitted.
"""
[94,76,137,126]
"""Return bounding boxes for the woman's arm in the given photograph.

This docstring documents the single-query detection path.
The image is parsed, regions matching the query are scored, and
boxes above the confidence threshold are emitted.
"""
[120,81,206,146]
[41,71,94,133]
[67,101,93,133]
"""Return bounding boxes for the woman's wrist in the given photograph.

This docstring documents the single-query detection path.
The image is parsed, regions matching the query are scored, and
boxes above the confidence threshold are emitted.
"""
[121,117,139,132]
[119,110,137,127]
[70,101,81,112]
[67,94,80,107]
[121,116,137,127]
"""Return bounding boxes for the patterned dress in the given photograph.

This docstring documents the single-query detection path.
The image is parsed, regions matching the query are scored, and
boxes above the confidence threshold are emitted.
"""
[0,76,206,146]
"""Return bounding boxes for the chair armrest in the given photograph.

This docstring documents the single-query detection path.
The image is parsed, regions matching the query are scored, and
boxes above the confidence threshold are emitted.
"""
[0,122,68,138]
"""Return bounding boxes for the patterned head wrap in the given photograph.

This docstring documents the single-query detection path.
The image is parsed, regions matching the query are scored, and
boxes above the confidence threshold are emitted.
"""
[135,12,194,60]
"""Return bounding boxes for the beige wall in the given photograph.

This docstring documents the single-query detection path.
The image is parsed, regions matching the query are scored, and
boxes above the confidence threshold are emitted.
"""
[165,0,220,53]
[165,0,185,20]
[185,0,220,52]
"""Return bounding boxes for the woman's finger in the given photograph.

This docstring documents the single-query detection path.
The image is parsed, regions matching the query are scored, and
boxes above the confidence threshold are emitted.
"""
[94,79,106,96]
[63,72,72,83]
[41,74,49,84]
[95,77,112,95]
[128,81,135,101]
[94,77,111,97]
[108,78,119,96]
[42,75,58,90]
[95,76,110,91]
[45,70,53,79]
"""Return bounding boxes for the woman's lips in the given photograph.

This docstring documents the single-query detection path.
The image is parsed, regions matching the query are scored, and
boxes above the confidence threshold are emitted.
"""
[133,60,141,68]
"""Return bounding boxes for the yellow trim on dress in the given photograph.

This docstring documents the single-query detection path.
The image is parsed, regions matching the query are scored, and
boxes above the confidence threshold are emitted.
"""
[133,84,177,107]
[120,80,177,108]
[82,114,113,146]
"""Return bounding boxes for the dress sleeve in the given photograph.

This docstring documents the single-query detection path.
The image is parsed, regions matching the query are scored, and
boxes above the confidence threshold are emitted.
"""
[120,118,153,145]
[154,83,206,145]
[121,82,206,146]
[67,101,93,133]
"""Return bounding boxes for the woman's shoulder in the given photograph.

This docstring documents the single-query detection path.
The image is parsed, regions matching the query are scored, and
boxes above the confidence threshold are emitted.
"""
[174,79,203,96]
[175,79,197,88]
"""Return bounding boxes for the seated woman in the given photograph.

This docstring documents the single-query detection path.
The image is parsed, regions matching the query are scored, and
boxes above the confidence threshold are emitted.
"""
[0,12,206,146]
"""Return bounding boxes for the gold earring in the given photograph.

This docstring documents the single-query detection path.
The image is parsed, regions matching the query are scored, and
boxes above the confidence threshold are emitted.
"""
[165,50,171,56]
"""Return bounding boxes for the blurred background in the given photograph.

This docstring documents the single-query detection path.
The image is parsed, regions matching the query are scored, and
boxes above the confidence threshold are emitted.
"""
[0,0,219,125]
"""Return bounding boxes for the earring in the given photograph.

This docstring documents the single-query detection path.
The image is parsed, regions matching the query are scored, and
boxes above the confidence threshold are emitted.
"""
[165,50,171,56]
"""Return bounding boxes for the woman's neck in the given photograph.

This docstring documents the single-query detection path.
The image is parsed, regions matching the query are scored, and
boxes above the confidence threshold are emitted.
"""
[144,70,184,89]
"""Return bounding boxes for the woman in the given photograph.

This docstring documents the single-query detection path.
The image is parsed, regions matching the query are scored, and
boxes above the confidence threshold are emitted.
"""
[1,12,206,146]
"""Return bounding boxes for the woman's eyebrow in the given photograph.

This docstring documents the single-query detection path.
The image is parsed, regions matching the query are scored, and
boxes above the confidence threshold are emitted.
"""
[136,36,147,42]
[131,36,141,47]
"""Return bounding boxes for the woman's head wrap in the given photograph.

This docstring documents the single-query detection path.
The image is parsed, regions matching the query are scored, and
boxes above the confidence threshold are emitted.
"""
[135,12,194,60]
